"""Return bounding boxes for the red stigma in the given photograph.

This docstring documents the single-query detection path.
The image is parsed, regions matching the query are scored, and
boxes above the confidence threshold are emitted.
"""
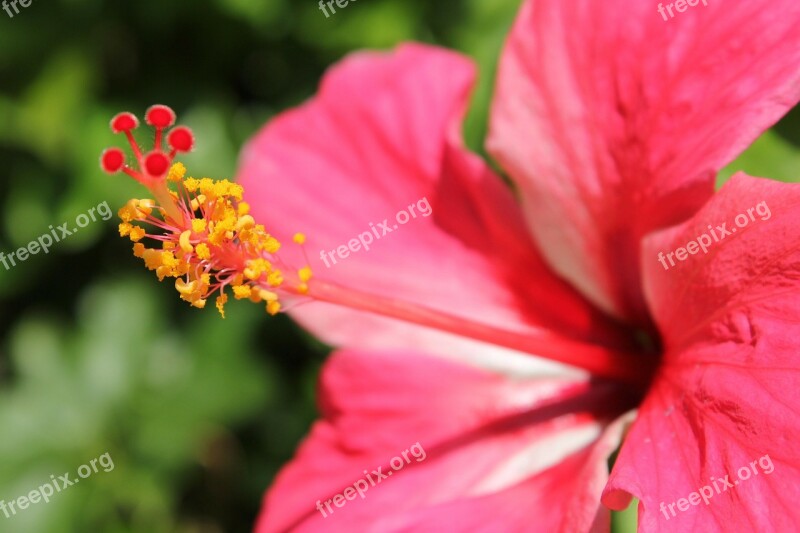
[101,148,126,174]
[111,112,139,133]
[168,126,194,153]
[144,152,170,177]
[145,105,176,129]
[100,104,195,187]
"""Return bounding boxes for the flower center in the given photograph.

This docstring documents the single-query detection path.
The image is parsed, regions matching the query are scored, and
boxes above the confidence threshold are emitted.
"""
[101,105,313,318]
[628,324,663,397]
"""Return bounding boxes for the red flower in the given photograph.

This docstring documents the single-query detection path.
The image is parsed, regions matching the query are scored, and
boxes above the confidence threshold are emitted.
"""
[110,0,800,530]
[238,0,800,529]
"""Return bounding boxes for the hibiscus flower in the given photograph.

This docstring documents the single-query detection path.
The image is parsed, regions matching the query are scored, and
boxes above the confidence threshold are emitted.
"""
[103,0,800,531]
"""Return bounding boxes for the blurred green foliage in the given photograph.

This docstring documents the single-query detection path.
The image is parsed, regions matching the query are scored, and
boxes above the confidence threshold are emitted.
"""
[0,0,520,531]
[0,0,797,531]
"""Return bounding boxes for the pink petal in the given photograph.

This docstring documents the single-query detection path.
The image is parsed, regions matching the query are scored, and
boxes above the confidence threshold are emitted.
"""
[236,43,626,360]
[256,349,632,532]
[604,174,800,530]
[488,0,800,320]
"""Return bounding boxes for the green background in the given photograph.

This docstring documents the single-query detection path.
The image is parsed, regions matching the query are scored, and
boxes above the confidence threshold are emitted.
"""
[0,0,797,531]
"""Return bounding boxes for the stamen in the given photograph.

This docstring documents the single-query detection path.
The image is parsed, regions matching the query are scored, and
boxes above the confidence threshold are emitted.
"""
[102,105,314,319]
[103,107,651,384]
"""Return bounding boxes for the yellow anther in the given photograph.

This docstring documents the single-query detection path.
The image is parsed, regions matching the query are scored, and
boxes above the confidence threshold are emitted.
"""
[192,298,207,309]
[198,178,215,196]
[190,194,207,212]
[258,289,279,302]
[155,265,171,281]
[142,249,162,269]
[298,266,312,282]
[232,285,252,299]
[179,230,194,253]
[161,251,178,267]
[243,258,271,281]
[118,222,132,237]
[132,243,145,258]
[264,236,280,254]
[297,282,309,295]
[266,300,281,315]
[129,226,146,242]
[118,203,138,223]
[137,199,155,217]
[267,270,284,287]
[238,202,250,216]
[191,219,207,233]
[228,183,243,200]
[236,215,256,231]
[293,233,306,245]
[168,162,187,182]
[175,278,198,296]
[195,243,210,260]
[216,293,228,318]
